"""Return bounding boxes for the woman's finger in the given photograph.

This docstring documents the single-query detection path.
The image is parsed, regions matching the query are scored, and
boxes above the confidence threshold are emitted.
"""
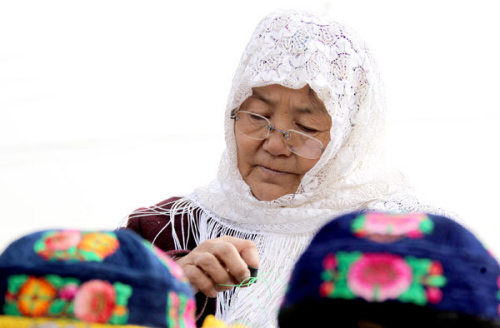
[176,236,260,297]
[217,236,259,277]
[192,250,234,286]
[182,263,218,298]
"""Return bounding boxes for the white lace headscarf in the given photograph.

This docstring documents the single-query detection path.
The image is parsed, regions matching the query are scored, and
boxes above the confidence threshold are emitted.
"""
[142,9,449,328]
[192,9,420,231]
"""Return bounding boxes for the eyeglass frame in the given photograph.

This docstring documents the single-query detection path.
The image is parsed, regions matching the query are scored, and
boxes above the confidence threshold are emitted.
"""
[230,109,326,159]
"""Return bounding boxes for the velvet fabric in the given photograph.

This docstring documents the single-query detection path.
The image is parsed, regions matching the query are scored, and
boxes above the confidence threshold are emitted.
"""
[0,228,196,328]
[278,212,500,327]
[127,197,216,326]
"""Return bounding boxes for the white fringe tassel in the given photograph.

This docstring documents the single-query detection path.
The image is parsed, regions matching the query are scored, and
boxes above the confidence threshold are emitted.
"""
[129,197,315,328]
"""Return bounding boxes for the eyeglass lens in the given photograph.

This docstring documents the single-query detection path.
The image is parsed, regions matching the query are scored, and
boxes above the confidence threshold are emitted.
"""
[234,111,324,159]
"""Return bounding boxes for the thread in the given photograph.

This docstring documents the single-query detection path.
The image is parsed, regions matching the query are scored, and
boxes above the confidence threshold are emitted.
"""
[216,270,283,314]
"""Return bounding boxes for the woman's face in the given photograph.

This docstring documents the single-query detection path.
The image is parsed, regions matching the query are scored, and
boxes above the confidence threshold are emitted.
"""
[235,84,332,201]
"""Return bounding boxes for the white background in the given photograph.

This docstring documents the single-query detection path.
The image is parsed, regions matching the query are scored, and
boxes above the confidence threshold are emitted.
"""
[1,0,499,255]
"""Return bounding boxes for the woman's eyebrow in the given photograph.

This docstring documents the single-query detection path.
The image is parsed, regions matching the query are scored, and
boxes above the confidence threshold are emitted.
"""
[251,91,274,105]
[251,89,327,113]
[293,107,314,114]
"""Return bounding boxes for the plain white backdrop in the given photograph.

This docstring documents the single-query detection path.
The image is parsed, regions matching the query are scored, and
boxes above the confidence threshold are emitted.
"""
[1,0,499,254]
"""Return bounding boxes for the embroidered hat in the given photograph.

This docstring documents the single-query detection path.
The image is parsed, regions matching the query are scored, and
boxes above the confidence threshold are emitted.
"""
[0,229,196,328]
[201,314,249,328]
[278,212,500,328]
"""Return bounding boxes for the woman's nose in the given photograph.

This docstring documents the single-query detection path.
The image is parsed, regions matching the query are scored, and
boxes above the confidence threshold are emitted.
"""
[262,128,292,157]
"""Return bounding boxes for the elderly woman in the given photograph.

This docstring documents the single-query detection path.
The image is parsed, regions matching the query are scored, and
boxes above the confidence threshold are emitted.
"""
[126,9,450,328]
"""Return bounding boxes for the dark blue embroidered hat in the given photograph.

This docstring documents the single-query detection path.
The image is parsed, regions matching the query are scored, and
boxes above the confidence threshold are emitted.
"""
[0,229,196,328]
[278,212,500,328]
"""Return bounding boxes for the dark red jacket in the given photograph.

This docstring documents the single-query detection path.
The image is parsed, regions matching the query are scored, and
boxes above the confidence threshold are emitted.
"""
[126,197,215,325]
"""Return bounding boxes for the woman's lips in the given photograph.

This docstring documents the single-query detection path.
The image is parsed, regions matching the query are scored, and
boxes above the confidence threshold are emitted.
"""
[258,165,289,176]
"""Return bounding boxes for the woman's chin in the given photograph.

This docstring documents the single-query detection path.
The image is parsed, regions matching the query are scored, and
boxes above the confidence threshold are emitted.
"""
[251,185,293,201]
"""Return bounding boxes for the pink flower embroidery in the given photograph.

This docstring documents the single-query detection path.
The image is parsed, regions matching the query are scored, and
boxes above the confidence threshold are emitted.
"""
[35,230,82,260]
[497,276,500,317]
[35,230,119,261]
[184,298,197,328]
[364,213,428,237]
[320,254,338,297]
[45,230,82,251]
[168,292,180,327]
[347,253,412,302]
[323,254,337,270]
[58,283,79,300]
[426,287,443,304]
[167,293,196,328]
[74,280,116,323]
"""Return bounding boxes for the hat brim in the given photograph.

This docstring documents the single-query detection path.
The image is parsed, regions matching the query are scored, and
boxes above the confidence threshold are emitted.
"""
[278,299,500,328]
[0,315,149,328]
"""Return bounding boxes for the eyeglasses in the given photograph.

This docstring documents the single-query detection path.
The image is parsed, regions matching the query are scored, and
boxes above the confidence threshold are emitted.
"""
[231,110,325,159]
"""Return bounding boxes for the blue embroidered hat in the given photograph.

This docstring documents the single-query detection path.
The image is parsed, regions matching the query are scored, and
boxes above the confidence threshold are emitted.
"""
[0,229,196,328]
[278,212,500,328]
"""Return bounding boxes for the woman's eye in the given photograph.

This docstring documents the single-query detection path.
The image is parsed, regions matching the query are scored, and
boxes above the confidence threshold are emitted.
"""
[248,113,268,121]
[297,124,319,133]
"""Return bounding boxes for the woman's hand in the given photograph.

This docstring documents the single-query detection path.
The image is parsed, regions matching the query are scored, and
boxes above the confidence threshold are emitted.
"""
[176,236,259,297]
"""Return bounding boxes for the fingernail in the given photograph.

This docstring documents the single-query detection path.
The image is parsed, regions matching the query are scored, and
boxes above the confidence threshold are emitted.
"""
[241,270,250,282]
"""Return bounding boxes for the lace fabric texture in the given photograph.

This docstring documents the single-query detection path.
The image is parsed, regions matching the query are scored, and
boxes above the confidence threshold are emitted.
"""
[132,9,455,328]
[195,9,420,231]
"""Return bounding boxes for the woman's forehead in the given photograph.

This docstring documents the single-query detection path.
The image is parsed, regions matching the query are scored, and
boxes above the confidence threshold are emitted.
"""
[249,84,328,113]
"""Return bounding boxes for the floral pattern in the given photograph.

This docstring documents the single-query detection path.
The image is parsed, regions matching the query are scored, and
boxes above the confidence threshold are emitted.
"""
[167,291,196,328]
[34,230,119,262]
[76,232,120,261]
[347,253,413,302]
[73,280,116,323]
[4,275,132,324]
[5,276,58,317]
[320,251,447,306]
[351,212,434,242]
[497,276,500,317]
